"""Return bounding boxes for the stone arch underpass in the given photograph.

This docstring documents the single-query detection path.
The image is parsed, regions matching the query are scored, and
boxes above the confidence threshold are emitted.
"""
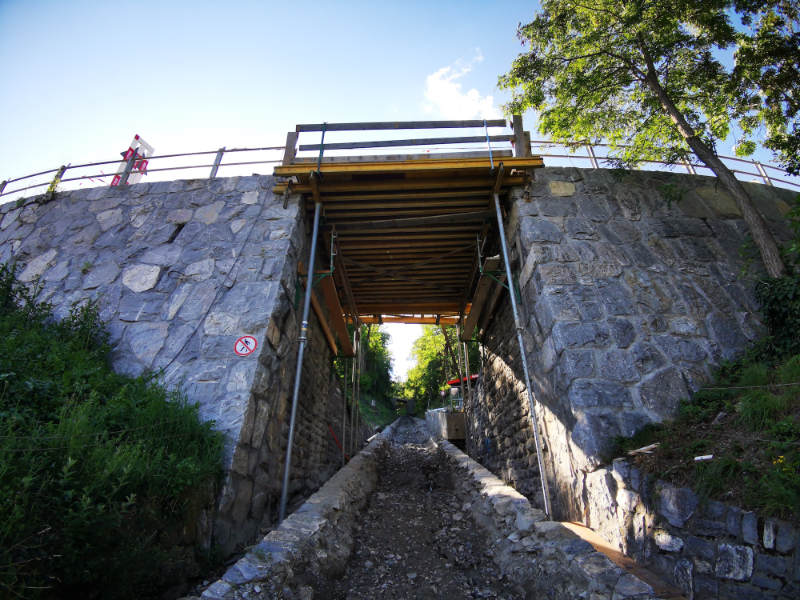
[1,120,797,598]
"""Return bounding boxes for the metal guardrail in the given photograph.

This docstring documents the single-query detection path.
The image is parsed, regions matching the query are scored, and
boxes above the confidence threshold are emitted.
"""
[1,127,798,201]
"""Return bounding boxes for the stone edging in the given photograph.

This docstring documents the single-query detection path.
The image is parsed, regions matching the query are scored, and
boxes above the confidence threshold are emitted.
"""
[438,439,659,599]
[196,425,395,600]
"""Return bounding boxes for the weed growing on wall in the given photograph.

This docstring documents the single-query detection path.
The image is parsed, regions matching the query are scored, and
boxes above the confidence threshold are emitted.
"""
[0,263,224,599]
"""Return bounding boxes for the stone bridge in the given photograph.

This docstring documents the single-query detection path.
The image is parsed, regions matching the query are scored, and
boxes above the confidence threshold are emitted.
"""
[1,163,796,598]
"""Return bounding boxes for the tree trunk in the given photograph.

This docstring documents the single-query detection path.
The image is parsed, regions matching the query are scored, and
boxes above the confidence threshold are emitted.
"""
[642,72,786,278]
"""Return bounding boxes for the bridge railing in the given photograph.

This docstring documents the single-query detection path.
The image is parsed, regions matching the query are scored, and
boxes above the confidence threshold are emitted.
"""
[2,125,798,204]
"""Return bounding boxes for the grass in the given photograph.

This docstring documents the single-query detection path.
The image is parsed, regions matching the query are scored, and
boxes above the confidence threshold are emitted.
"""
[0,263,224,599]
[612,354,800,523]
[357,393,399,429]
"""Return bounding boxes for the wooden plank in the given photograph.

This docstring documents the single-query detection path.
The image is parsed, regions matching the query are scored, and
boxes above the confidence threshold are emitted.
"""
[461,256,500,341]
[338,238,470,250]
[330,210,491,231]
[273,155,543,177]
[290,150,514,164]
[298,262,353,356]
[356,302,463,313]
[319,275,354,357]
[295,119,508,132]
[273,175,528,194]
[477,270,507,335]
[310,291,338,356]
[315,189,489,201]
[360,315,460,325]
[298,134,513,152]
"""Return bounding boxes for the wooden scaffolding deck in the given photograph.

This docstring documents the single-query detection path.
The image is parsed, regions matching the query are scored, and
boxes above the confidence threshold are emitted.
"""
[272,118,543,353]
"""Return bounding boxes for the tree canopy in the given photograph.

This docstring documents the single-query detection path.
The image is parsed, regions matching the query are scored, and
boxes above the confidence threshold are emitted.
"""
[404,326,479,408]
[500,0,798,276]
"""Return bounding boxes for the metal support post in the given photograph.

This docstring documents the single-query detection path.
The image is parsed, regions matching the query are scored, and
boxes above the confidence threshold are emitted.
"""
[755,161,773,186]
[585,144,599,169]
[342,357,348,467]
[0,180,7,195]
[278,200,323,523]
[119,150,138,186]
[209,147,226,179]
[493,192,552,517]
[455,324,467,408]
[350,329,360,456]
[463,340,472,400]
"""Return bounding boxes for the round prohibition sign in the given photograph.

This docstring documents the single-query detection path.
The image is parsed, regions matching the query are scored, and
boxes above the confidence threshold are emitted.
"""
[234,335,258,357]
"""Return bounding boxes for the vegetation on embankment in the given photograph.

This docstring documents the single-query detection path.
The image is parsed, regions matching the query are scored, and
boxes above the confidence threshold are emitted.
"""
[0,263,224,599]
[614,352,800,523]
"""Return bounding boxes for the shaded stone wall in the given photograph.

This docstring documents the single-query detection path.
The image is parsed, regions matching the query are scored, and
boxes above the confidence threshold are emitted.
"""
[0,177,364,555]
[583,459,799,598]
[466,299,545,507]
[467,166,796,597]
[467,167,794,517]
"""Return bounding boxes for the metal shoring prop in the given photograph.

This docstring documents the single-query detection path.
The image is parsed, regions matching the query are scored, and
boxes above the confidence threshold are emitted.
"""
[463,339,472,400]
[492,189,553,518]
[350,328,360,456]
[455,324,468,409]
[342,354,348,467]
[278,199,323,523]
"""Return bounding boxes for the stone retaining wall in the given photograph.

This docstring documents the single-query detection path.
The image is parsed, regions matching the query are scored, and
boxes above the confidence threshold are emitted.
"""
[467,168,794,519]
[0,177,365,555]
[583,459,799,598]
[467,168,796,597]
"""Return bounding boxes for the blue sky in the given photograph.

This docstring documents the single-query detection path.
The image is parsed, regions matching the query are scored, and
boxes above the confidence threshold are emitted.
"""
[1,0,542,379]
[0,0,538,181]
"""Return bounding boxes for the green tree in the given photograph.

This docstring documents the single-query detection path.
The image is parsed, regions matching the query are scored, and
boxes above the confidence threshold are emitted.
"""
[404,326,480,408]
[730,1,800,175]
[500,0,795,277]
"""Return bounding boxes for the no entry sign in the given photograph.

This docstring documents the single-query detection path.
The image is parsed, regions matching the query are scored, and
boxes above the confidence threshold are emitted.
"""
[234,335,258,357]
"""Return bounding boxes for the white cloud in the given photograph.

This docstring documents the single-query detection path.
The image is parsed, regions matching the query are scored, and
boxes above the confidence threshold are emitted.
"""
[422,49,501,120]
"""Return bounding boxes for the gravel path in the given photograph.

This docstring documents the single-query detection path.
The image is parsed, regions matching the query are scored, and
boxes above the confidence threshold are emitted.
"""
[319,417,519,599]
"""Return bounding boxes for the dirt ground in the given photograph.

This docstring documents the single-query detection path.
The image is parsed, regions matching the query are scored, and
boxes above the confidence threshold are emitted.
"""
[319,417,519,599]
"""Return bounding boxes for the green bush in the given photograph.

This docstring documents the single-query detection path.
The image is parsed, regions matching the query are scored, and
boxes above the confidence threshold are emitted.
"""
[0,264,223,599]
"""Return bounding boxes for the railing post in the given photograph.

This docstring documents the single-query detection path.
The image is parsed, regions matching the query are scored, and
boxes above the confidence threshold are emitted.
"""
[755,161,773,186]
[511,115,531,157]
[0,180,7,195]
[283,131,299,165]
[119,150,138,186]
[45,165,68,200]
[586,144,600,169]
[209,147,225,179]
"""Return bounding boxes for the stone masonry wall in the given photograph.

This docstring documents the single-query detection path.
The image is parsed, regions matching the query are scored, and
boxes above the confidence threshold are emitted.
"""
[470,167,793,517]
[466,167,795,595]
[0,177,364,556]
[466,299,545,507]
[583,458,799,598]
